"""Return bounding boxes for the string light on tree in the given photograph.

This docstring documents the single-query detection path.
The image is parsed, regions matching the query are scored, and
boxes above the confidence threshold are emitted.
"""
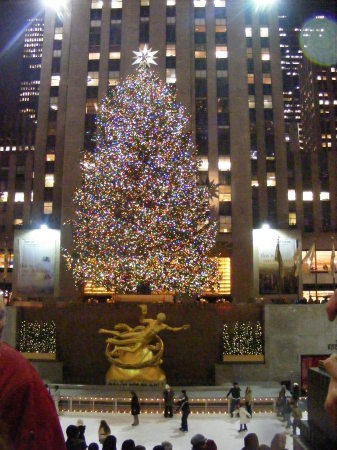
[64,49,218,294]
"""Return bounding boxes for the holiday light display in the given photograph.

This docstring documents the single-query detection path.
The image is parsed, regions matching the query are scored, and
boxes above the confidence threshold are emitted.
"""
[222,321,263,356]
[65,64,217,294]
[19,320,56,354]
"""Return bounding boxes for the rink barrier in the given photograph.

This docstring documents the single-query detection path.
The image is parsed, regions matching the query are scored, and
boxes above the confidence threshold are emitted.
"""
[58,396,280,414]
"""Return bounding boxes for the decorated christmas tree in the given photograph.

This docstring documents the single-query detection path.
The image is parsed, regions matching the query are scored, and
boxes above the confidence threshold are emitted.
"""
[65,47,217,294]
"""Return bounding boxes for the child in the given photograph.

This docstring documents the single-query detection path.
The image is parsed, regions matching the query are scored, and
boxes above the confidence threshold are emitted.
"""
[236,402,251,432]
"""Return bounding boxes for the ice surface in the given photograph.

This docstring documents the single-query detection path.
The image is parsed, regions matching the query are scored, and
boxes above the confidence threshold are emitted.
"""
[60,412,294,450]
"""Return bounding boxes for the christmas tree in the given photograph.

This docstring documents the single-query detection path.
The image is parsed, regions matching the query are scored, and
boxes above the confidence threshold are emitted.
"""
[65,48,217,294]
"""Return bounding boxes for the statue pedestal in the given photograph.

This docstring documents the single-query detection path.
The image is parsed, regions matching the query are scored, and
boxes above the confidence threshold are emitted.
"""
[106,365,166,385]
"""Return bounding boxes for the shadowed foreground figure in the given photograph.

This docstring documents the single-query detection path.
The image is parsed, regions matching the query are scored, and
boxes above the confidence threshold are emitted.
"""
[0,301,66,450]
[324,290,337,423]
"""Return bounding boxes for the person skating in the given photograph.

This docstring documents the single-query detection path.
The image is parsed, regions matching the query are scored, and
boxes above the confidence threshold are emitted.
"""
[176,389,190,432]
[235,402,251,432]
[131,391,141,426]
[226,381,241,417]
[163,384,175,418]
[245,386,253,416]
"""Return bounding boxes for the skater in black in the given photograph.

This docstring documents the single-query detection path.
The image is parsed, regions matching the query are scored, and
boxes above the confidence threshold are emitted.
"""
[226,382,241,417]
[163,384,174,418]
[176,389,190,432]
[131,391,140,426]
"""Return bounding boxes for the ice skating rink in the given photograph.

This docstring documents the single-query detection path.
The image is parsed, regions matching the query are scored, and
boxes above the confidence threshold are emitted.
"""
[60,412,294,450]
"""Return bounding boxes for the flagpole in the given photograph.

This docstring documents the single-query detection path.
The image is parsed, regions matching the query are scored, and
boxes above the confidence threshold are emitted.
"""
[314,240,318,302]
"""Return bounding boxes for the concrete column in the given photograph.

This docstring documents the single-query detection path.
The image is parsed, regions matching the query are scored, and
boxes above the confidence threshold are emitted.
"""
[59,0,91,301]
[5,153,16,231]
[311,150,322,232]
[268,9,288,228]
[2,306,17,348]
[290,124,304,230]
[32,10,55,225]
[176,0,194,114]
[98,0,111,102]
[120,0,140,79]
[205,2,219,215]
[252,14,267,223]
[53,5,72,226]
[23,151,34,226]
[227,0,254,302]
[149,0,166,82]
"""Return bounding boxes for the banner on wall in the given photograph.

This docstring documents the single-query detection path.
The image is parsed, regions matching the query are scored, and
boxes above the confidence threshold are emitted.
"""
[14,229,60,298]
[253,229,299,296]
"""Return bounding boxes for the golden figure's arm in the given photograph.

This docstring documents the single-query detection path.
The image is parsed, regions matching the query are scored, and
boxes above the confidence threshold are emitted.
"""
[164,324,190,332]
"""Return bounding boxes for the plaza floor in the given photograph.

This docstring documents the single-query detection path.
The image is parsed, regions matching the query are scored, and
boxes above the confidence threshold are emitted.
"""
[60,411,295,450]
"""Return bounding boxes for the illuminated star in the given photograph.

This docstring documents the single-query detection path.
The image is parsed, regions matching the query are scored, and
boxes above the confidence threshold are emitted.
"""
[132,45,158,68]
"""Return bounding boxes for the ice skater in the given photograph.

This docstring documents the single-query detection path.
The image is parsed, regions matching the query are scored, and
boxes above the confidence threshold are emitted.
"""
[176,389,190,432]
[163,384,174,418]
[235,402,251,432]
[226,381,241,417]
[131,391,140,426]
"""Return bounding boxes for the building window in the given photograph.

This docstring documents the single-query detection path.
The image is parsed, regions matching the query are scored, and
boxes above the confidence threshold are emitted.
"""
[248,95,255,109]
[320,192,330,201]
[214,0,226,6]
[111,0,122,7]
[46,154,55,162]
[91,0,103,7]
[263,95,272,109]
[218,156,231,171]
[248,73,254,84]
[15,192,24,202]
[196,70,206,78]
[195,50,206,58]
[303,191,313,201]
[219,216,231,233]
[166,45,176,57]
[86,99,98,114]
[109,71,120,85]
[13,218,23,226]
[288,189,296,201]
[216,46,228,58]
[0,192,8,202]
[261,48,270,61]
[89,52,100,60]
[262,74,272,84]
[245,27,252,37]
[267,172,276,186]
[194,0,206,6]
[87,72,99,86]
[260,27,269,37]
[45,174,55,188]
[44,202,53,215]
[166,68,176,83]
[167,0,175,5]
[289,212,296,226]
[51,75,60,86]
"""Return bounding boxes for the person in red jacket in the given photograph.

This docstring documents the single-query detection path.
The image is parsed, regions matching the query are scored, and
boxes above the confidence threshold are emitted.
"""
[0,301,66,450]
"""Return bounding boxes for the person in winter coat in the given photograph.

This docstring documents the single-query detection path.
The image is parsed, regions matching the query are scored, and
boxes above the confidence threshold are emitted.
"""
[102,435,117,450]
[131,391,140,426]
[65,425,86,450]
[241,432,260,450]
[163,384,175,418]
[176,389,190,432]
[245,387,253,416]
[276,386,286,417]
[291,383,300,403]
[270,433,288,450]
[235,402,251,432]
[98,420,111,445]
[282,397,292,428]
[226,382,241,417]
[291,404,302,436]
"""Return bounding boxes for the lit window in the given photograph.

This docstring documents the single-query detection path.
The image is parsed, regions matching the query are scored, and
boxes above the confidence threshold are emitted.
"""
[195,50,206,58]
[54,32,63,41]
[288,189,296,201]
[217,70,228,78]
[264,95,272,108]
[14,192,24,202]
[46,154,55,162]
[141,0,149,5]
[92,0,103,8]
[214,0,226,6]
[248,95,255,108]
[248,74,254,84]
[89,52,101,60]
[263,74,272,84]
[45,174,55,188]
[219,216,231,233]
[216,46,228,58]
[289,212,296,226]
[218,157,231,172]
[246,48,253,58]
[198,157,208,172]
[260,27,269,37]
[251,179,259,187]
[196,70,206,78]
[13,218,23,226]
[261,48,270,60]
[166,68,176,84]
[108,71,119,86]
[194,0,206,6]
[219,193,231,202]
[0,192,8,202]
[320,192,330,201]
[87,72,99,86]
[245,27,252,37]
[53,50,61,57]
[167,0,176,5]
[166,45,176,57]
[86,99,98,114]
[91,20,102,27]
[50,97,58,110]
[44,202,53,215]
[303,191,313,201]
[111,0,122,7]
[51,75,60,86]
[267,172,276,186]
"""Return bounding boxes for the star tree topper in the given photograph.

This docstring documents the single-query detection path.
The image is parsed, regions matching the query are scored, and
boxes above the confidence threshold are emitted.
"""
[132,44,158,68]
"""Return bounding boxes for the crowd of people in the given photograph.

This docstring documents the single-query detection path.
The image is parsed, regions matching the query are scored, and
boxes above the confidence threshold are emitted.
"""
[275,383,303,436]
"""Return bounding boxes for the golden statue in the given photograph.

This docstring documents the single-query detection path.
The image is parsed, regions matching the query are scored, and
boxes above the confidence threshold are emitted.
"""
[99,305,190,384]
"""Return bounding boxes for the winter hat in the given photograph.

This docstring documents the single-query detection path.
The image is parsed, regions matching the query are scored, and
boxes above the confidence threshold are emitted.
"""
[165,384,170,389]
[191,434,207,446]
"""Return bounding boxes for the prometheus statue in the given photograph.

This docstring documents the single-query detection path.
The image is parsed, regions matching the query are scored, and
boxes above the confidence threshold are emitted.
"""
[99,305,190,384]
